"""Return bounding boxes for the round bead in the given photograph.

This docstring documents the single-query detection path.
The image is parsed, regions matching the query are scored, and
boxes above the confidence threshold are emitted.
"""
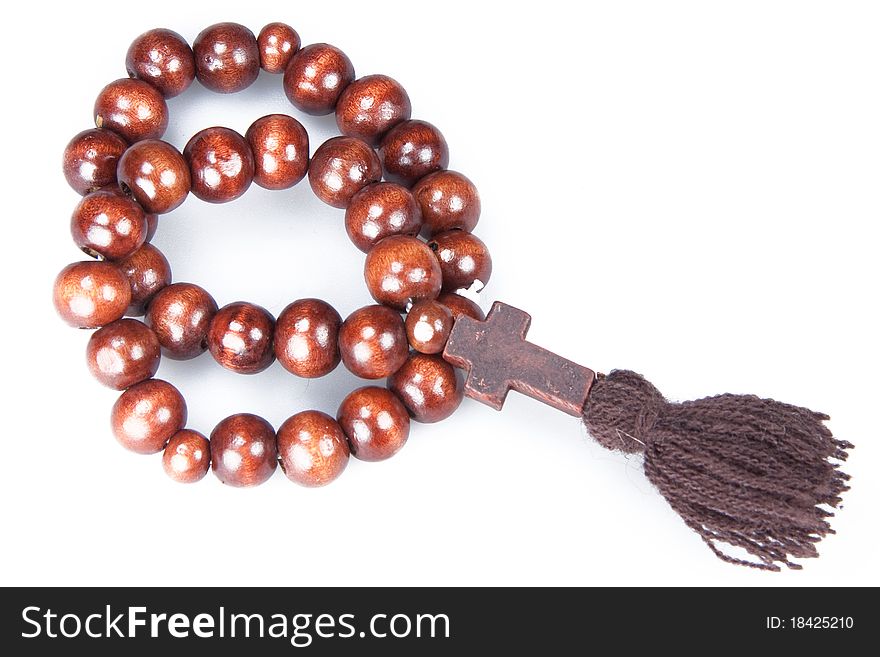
[283,43,354,115]
[337,386,410,462]
[70,189,147,261]
[53,261,131,328]
[111,379,187,454]
[162,429,210,483]
[125,28,195,98]
[193,22,260,93]
[184,127,255,203]
[210,413,277,487]
[207,302,275,374]
[345,182,422,253]
[412,170,481,235]
[308,136,381,209]
[94,78,168,143]
[405,300,454,354]
[117,139,191,214]
[338,305,408,379]
[364,235,443,310]
[277,410,349,487]
[62,129,128,195]
[86,319,161,390]
[388,353,463,423]
[117,243,172,316]
[245,114,309,190]
[335,75,411,146]
[145,283,218,360]
[274,298,341,378]
[257,22,300,73]
[379,120,449,187]
[428,230,493,292]
[437,291,485,321]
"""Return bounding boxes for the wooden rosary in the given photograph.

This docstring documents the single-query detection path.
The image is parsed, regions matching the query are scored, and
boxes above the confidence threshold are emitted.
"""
[53,22,852,571]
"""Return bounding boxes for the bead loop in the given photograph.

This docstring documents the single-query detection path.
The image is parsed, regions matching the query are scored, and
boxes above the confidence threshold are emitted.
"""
[54,21,492,487]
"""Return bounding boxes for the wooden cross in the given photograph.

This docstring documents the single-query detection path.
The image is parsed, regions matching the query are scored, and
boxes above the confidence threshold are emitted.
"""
[443,301,596,417]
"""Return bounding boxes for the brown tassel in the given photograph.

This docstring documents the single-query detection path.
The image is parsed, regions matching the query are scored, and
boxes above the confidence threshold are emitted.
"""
[582,370,852,570]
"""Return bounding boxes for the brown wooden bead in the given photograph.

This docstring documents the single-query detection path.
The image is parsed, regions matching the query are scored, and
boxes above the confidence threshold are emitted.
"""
[379,120,449,187]
[117,243,171,316]
[345,182,422,253]
[364,235,442,310]
[125,28,195,98]
[335,75,411,146]
[53,261,131,328]
[207,302,275,374]
[145,282,218,360]
[245,114,309,190]
[162,429,210,483]
[428,230,493,292]
[437,291,485,321]
[111,379,187,454]
[193,22,260,94]
[274,298,341,378]
[94,78,168,143]
[257,22,300,73]
[413,170,481,235]
[405,300,454,354]
[277,410,349,487]
[308,136,381,209]
[62,129,128,195]
[86,318,161,390]
[388,353,463,423]
[184,127,254,203]
[337,386,410,462]
[338,305,408,379]
[117,139,191,214]
[283,43,354,115]
[210,413,277,487]
[70,189,147,261]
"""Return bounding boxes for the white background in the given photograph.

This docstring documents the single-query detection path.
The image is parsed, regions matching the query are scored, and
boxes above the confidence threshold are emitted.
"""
[1,0,877,586]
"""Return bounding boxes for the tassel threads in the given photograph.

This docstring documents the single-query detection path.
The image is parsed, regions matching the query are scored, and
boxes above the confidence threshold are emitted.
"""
[582,370,852,571]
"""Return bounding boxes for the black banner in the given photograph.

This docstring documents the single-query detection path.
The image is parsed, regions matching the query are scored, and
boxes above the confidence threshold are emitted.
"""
[0,587,869,653]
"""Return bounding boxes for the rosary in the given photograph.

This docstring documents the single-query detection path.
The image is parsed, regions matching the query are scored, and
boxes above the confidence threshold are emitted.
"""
[53,22,852,571]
